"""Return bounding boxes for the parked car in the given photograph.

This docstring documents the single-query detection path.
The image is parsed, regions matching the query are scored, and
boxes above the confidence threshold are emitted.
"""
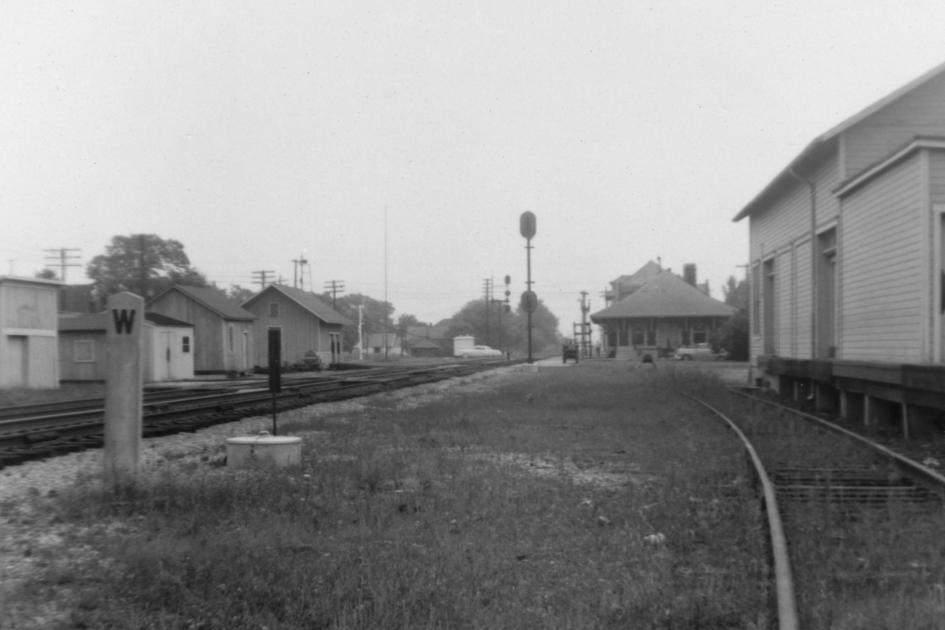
[673,343,726,361]
[458,345,502,358]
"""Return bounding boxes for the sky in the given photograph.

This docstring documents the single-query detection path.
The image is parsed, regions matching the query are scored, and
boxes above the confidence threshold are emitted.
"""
[4,1,945,336]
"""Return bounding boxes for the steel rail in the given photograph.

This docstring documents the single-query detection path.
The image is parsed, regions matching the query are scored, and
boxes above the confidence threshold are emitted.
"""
[1,361,521,468]
[730,388,945,492]
[687,395,799,630]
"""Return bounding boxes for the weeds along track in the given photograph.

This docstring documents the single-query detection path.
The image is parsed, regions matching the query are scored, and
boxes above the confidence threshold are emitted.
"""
[692,390,945,629]
[0,360,511,470]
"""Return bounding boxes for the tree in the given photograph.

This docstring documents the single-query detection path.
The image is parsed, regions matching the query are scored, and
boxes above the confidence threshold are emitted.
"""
[328,293,394,351]
[714,275,749,360]
[443,297,560,356]
[226,284,256,304]
[35,268,57,280]
[86,234,208,299]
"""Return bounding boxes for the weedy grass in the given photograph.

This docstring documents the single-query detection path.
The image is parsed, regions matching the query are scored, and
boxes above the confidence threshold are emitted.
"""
[19,364,769,629]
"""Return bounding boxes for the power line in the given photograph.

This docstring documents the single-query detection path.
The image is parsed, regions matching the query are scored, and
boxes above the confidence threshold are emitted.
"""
[252,270,276,290]
[43,247,81,282]
[324,279,345,307]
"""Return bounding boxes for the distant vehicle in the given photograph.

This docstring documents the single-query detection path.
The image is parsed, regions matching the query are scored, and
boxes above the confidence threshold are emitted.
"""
[457,345,502,358]
[562,343,578,364]
[673,343,726,361]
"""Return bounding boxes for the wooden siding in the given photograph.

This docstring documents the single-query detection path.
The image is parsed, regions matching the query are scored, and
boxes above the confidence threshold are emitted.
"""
[248,293,326,367]
[146,326,194,381]
[1,283,58,330]
[840,154,924,362]
[1,280,60,388]
[930,150,945,205]
[794,240,813,359]
[148,291,253,373]
[814,157,841,226]
[843,72,945,178]
[58,332,107,381]
[750,182,809,261]
[775,247,792,356]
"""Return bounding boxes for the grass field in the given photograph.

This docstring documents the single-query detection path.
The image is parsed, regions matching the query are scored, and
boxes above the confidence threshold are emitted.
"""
[12,362,769,629]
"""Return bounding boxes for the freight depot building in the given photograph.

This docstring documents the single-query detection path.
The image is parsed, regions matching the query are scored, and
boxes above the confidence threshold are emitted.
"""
[734,60,945,434]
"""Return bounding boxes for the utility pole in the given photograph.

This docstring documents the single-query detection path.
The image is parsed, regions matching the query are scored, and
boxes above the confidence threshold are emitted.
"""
[44,247,81,282]
[252,270,275,290]
[357,304,364,361]
[482,277,493,346]
[324,279,345,307]
[501,275,511,359]
[578,291,591,357]
[138,235,148,297]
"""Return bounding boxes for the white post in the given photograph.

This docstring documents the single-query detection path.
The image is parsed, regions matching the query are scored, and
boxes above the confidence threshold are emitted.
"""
[104,292,144,489]
[358,304,364,361]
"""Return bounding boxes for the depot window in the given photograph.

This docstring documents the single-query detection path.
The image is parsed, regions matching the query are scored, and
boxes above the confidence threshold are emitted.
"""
[182,336,190,353]
[269,302,280,318]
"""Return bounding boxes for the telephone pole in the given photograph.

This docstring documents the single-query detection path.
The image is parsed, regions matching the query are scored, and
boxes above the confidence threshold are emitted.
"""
[324,279,345,307]
[44,247,81,282]
[576,291,591,357]
[252,270,275,290]
[482,277,493,346]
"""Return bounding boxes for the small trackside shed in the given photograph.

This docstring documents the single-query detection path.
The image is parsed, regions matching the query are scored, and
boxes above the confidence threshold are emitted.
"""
[0,276,61,388]
[58,312,195,382]
[590,264,735,359]
[242,284,351,368]
[148,285,255,374]
[733,60,945,431]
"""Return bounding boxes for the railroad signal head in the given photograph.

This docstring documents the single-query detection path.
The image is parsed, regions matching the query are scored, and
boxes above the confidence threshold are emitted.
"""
[519,212,536,239]
[520,290,538,314]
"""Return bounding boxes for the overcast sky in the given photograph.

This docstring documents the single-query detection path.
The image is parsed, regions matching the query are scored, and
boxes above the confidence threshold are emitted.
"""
[4,1,945,334]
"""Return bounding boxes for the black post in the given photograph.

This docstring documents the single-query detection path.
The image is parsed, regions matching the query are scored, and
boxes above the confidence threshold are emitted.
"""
[526,237,533,363]
[268,328,281,435]
[519,212,537,364]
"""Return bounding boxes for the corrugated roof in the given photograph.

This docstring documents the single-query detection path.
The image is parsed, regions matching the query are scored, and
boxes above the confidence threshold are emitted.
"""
[590,270,736,320]
[733,60,945,222]
[243,285,351,326]
[152,285,256,321]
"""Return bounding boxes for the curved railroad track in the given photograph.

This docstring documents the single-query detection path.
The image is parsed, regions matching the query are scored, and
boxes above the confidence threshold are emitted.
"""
[688,388,945,629]
[0,359,514,469]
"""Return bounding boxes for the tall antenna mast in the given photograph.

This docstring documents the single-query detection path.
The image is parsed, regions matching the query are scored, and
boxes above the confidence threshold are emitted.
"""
[384,206,389,360]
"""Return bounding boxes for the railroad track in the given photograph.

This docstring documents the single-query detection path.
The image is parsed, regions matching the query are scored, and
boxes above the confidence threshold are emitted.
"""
[0,359,512,469]
[689,389,945,630]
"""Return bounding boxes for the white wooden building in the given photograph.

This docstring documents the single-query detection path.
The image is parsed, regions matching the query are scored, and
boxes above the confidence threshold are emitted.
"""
[733,60,945,432]
[0,276,61,388]
[58,312,195,382]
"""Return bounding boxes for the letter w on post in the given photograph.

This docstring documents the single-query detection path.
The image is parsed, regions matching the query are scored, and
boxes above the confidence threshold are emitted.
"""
[112,309,136,335]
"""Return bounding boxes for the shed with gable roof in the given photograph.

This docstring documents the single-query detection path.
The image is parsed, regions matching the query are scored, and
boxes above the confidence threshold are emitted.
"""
[242,284,352,368]
[148,285,255,374]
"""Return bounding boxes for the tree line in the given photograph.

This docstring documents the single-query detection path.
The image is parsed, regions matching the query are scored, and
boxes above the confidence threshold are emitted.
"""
[46,233,563,355]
